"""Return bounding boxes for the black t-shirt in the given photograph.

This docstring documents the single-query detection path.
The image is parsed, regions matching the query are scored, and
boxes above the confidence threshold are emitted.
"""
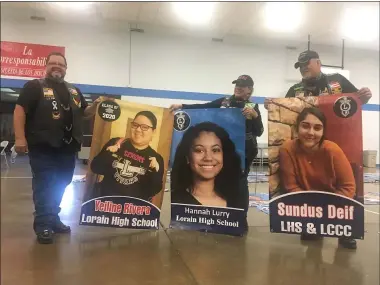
[17,78,88,152]
[90,138,165,201]
[285,73,358,98]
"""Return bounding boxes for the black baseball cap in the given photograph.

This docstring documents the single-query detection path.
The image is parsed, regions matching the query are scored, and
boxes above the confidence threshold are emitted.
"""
[294,50,319,69]
[232,75,254,87]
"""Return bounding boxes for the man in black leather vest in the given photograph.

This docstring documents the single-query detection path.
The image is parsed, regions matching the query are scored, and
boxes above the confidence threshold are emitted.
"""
[286,50,372,103]
[170,75,264,233]
[14,52,101,244]
[264,50,372,110]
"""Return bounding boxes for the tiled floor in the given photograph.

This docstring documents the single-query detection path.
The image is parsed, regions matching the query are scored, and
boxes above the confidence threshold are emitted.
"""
[1,157,379,285]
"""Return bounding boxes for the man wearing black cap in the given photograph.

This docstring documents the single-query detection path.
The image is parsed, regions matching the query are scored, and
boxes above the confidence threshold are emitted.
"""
[170,75,264,232]
[285,50,372,104]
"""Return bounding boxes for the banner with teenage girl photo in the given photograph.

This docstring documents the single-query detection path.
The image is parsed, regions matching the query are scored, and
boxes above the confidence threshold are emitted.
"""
[267,94,364,239]
[80,99,173,230]
[169,108,246,236]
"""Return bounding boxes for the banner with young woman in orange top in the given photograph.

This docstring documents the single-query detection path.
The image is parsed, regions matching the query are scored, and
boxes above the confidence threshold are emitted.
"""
[267,94,364,240]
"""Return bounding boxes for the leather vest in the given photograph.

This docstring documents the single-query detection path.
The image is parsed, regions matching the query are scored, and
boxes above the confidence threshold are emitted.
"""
[25,79,84,148]
[295,73,343,97]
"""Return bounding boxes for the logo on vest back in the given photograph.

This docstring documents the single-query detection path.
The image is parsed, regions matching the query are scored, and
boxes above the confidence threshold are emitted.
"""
[174,111,190,132]
[333,96,357,118]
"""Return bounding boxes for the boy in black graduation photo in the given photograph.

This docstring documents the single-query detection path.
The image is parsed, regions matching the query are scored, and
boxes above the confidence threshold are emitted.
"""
[90,111,164,202]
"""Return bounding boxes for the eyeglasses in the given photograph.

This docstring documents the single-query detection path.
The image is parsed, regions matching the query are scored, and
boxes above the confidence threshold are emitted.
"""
[47,62,67,68]
[131,122,154,131]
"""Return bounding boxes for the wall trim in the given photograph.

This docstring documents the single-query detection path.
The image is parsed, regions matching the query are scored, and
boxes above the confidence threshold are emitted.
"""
[1,78,379,111]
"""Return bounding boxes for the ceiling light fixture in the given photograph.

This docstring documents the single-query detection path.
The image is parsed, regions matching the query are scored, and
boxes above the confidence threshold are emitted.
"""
[172,2,215,26]
[340,6,379,42]
[263,2,304,32]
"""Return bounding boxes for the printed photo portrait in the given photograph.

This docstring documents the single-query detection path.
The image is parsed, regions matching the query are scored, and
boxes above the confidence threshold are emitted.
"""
[169,108,247,236]
[171,121,242,208]
[267,95,363,201]
[83,99,174,209]
[267,95,365,239]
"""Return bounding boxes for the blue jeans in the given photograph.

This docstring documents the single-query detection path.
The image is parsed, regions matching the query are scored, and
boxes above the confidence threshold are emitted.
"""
[29,147,75,233]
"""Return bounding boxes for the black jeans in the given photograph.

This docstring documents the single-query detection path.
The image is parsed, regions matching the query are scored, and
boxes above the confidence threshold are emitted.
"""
[29,147,76,233]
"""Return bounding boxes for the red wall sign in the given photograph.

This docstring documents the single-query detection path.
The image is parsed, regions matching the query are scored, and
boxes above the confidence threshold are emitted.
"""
[1,41,65,78]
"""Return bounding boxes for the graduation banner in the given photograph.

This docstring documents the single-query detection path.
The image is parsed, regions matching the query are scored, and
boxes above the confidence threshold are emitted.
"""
[170,108,246,236]
[267,94,364,239]
[80,99,173,229]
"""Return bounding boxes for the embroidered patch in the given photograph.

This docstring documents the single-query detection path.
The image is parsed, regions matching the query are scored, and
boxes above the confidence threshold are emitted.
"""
[73,97,81,108]
[43,88,54,100]
[329,81,342,94]
[52,111,61,120]
[68,88,79,96]
[51,100,59,111]
[69,88,81,107]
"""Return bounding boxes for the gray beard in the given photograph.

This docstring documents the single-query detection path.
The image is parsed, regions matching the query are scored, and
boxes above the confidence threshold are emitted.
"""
[47,73,65,83]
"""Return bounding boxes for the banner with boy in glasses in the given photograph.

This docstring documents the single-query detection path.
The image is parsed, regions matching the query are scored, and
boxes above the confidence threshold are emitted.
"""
[80,99,173,230]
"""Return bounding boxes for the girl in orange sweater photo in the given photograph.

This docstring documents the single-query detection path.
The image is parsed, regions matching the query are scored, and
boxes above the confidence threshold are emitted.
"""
[279,107,357,249]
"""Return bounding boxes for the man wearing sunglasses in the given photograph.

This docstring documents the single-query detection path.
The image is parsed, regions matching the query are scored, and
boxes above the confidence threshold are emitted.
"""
[90,111,164,204]
[170,75,264,233]
[14,52,101,244]
[285,50,372,104]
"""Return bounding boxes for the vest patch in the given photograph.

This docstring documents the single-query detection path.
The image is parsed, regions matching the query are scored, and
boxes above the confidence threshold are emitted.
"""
[43,88,54,100]
[68,88,78,96]
[69,88,81,107]
[329,81,342,94]
[52,111,61,120]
